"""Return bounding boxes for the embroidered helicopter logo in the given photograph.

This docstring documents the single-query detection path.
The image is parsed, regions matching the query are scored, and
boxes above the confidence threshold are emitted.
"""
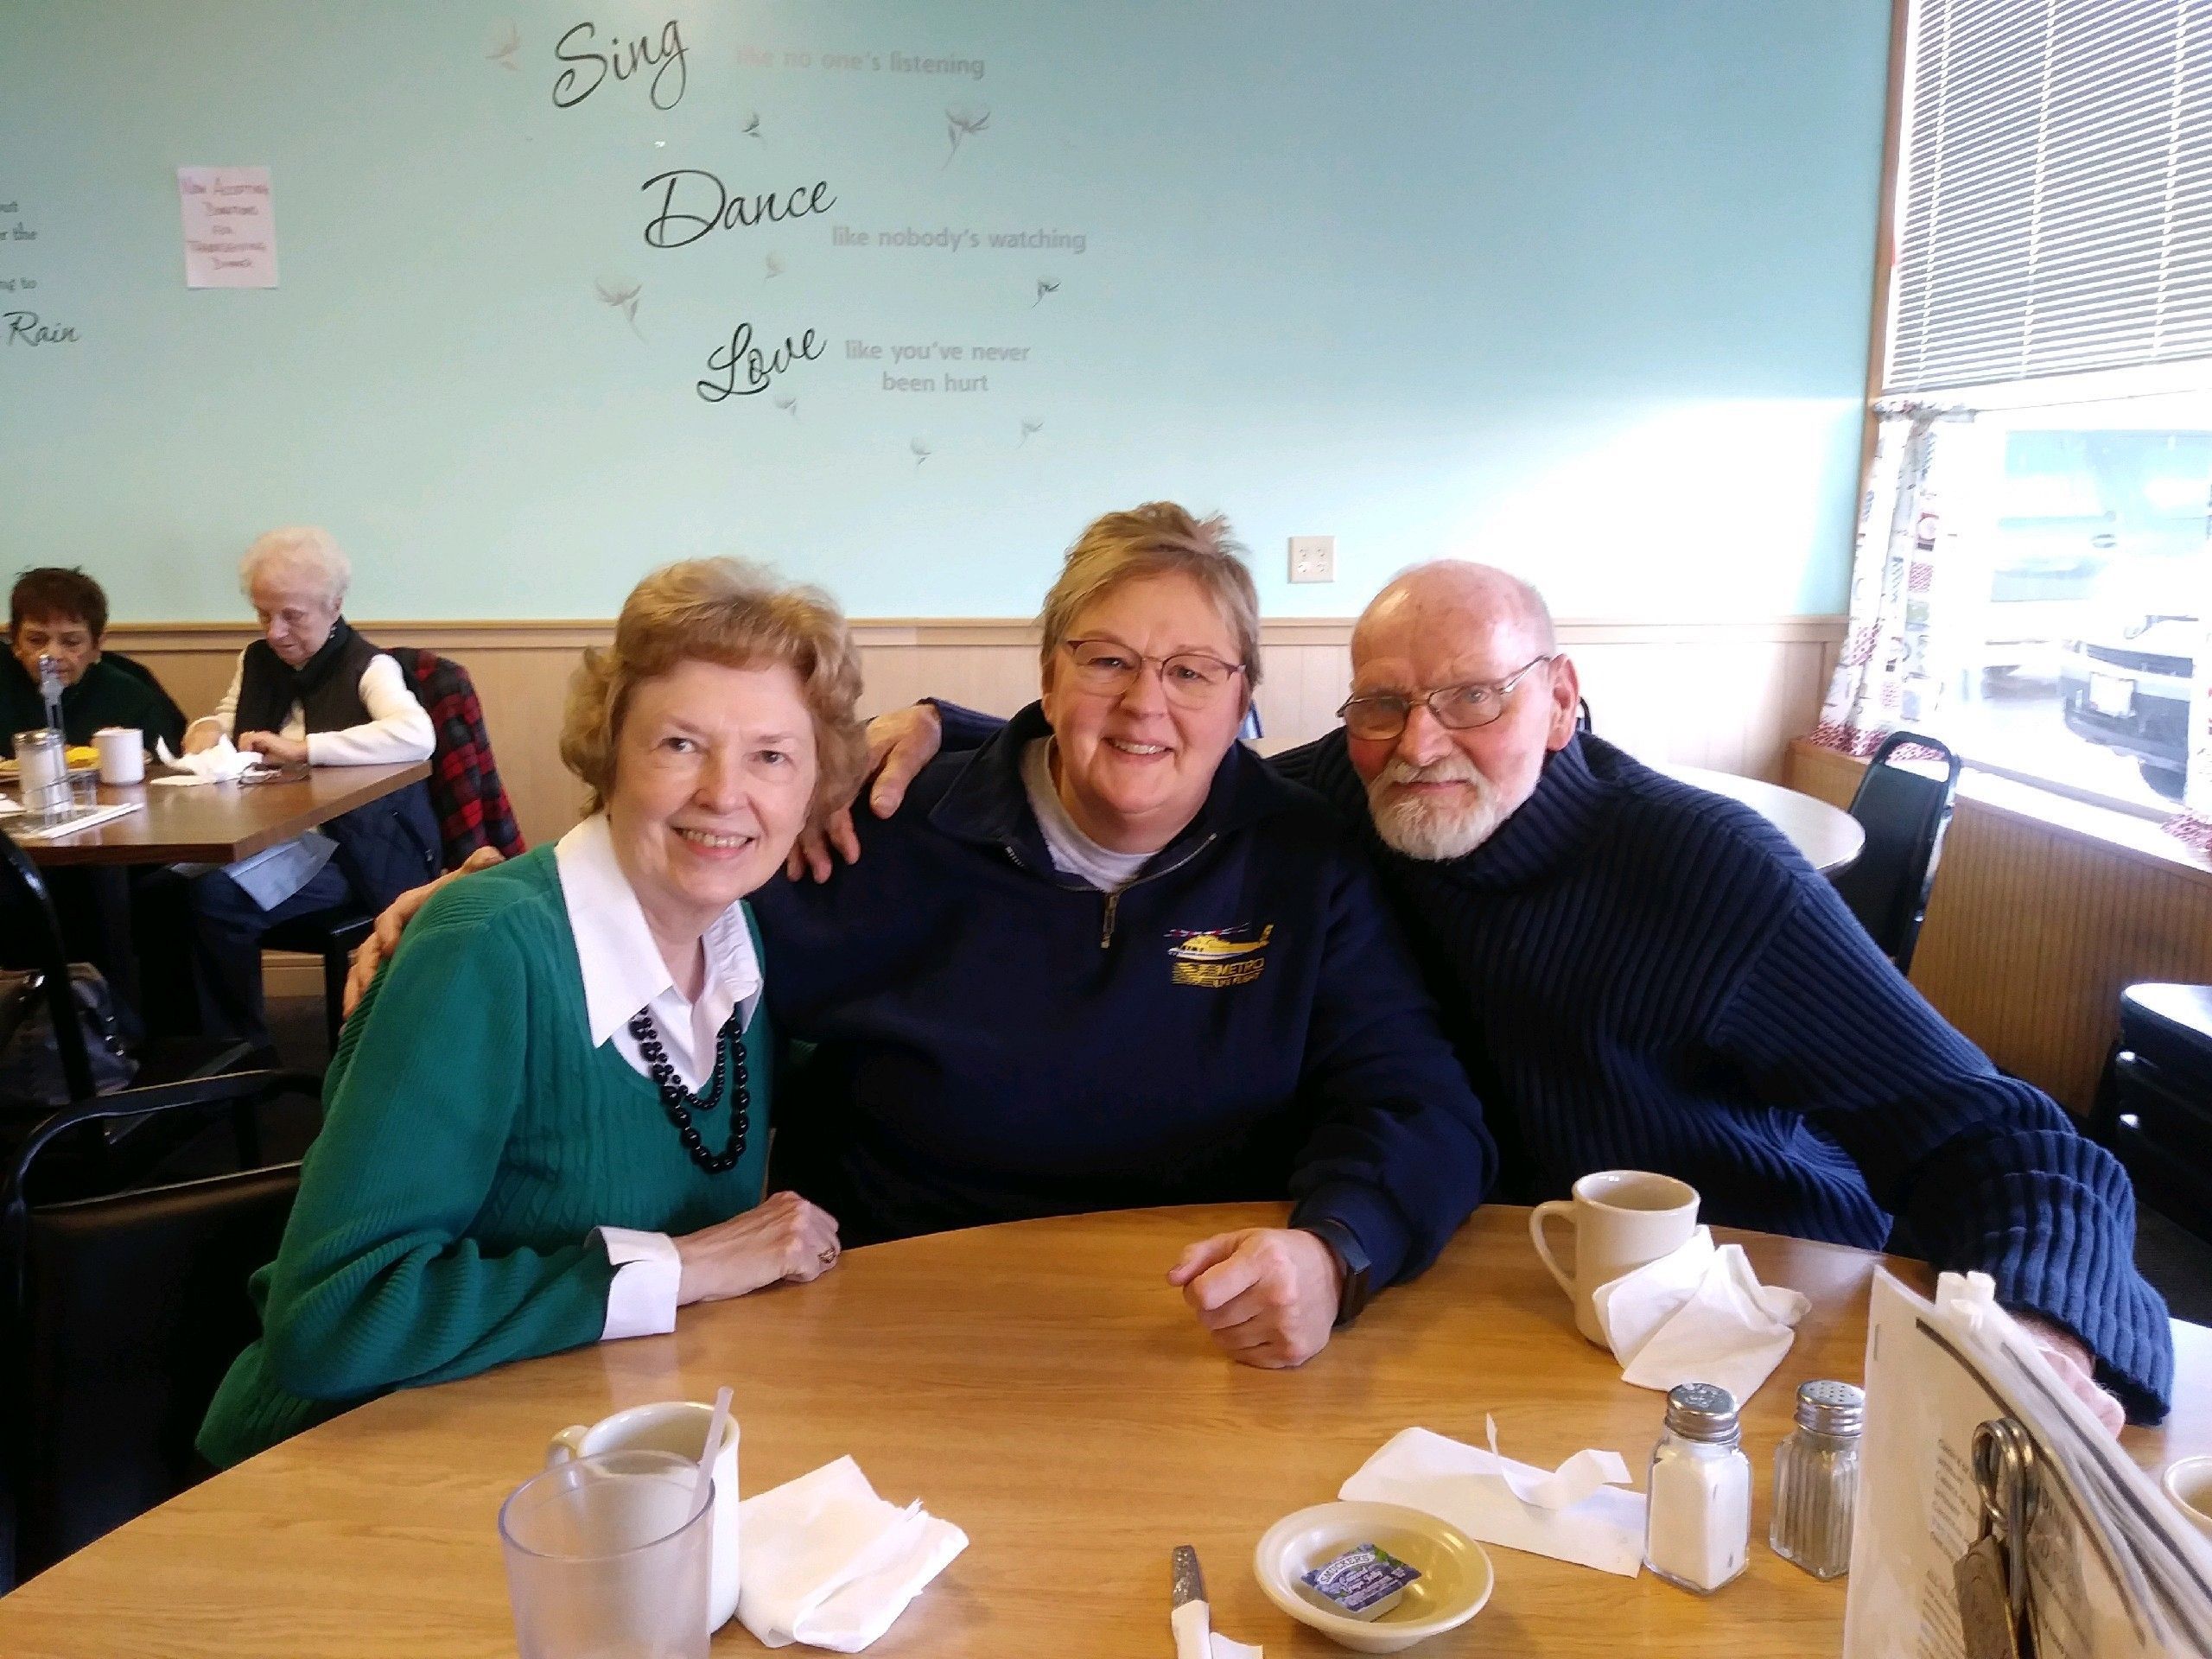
[1166,925,1274,988]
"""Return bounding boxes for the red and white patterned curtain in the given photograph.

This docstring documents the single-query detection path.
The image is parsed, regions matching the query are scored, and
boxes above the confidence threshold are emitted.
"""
[1815,405,1950,756]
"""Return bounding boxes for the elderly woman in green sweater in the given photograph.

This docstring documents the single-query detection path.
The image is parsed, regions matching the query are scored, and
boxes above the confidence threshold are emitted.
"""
[199,558,864,1465]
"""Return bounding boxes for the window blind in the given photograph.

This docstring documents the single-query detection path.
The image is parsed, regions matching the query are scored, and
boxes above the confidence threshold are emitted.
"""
[1885,0,2212,395]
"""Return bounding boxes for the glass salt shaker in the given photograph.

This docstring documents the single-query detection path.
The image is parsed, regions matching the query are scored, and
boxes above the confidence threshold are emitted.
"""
[1643,1382,1752,1595]
[1770,1379,1864,1580]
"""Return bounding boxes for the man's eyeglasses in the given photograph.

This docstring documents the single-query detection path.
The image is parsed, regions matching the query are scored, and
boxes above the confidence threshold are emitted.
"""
[1061,639,1248,709]
[1335,653,1556,741]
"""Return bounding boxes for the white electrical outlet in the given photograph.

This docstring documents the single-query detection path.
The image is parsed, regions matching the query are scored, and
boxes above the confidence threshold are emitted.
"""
[1288,535,1335,583]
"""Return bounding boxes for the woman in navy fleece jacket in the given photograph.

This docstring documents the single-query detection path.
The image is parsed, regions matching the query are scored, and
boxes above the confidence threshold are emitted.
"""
[757,504,1494,1369]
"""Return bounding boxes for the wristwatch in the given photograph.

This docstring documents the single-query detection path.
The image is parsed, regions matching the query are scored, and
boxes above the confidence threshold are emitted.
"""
[1300,1220,1374,1330]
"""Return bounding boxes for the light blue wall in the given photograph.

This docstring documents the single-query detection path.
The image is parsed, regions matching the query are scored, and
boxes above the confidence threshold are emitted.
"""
[1,1,1890,622]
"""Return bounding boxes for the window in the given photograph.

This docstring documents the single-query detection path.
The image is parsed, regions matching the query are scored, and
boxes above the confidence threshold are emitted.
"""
[1875,0,2212,817]
[1914,393,2209,810]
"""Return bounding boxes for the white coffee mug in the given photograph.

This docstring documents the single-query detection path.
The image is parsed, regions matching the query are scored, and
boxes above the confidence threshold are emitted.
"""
[1529,1170,1701,1345]
[549,1400,740,1630]
[94,726,145,785]
[2164,1454,2212,1539]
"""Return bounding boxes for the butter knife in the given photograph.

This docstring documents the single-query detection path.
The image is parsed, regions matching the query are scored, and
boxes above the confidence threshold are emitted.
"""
[1171,1544,1207,1609]
[1170,1545,1211,1659]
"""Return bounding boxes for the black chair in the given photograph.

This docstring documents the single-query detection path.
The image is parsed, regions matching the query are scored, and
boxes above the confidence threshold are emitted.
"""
[2,1075,315,1579]
[1829,731,1962,975]
[262,909,373,1055]
[2091,982,2212,1244]
[1,827,257,1173]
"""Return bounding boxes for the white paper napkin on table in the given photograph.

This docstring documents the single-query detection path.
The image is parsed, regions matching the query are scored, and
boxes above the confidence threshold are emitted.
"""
[1340,1420,1647,1577]
[152,736,255,785]
[1589,1226,1810,1405]
[736,1456,967,1652]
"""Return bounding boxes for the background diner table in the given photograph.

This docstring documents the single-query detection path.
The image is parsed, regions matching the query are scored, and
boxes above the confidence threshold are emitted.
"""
[1656,763,1866,875]
[7,760,430,867]
[0,1203,2200,1656]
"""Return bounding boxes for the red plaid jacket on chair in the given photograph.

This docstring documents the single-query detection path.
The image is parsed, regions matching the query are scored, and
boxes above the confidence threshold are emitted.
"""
[387,646,525,868]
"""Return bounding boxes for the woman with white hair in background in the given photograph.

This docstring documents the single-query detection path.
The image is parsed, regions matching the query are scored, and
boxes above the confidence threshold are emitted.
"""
[175,525,439,1050]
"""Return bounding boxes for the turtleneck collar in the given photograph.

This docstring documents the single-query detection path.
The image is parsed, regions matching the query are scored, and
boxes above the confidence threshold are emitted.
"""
[1416,732,1618,890]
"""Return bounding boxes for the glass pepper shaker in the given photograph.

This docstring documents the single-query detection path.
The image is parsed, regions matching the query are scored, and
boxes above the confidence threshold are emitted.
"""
[1770,1379,1865,1580]
[1644,1382,1752,1594]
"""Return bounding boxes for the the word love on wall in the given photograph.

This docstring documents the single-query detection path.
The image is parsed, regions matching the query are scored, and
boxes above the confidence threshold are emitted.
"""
[531,12,1082,461]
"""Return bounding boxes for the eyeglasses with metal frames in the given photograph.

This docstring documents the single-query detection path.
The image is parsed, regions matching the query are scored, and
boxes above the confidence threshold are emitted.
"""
[1060,639,1249,708]
[1334,653,1557,741]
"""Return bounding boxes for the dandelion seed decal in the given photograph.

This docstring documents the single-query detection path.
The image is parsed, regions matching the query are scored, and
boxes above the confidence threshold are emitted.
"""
[742,112,763,142]
[910,438,933,467]
[944,107,990,168]
[486,22,521,70]
[1019,418,1044,447]
[1033,278,1060,308]
[765,252,785,280]
[774,396,799,421]
[594,277,645,341]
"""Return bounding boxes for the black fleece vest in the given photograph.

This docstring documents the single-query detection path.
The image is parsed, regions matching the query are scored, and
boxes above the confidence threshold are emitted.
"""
[234,620,379,736]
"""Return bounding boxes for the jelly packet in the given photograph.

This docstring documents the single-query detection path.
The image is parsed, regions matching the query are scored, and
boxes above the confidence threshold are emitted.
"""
[1299,1541,1421,1620]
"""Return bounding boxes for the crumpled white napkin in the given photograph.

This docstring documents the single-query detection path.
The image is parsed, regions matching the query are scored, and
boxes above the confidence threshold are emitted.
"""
[736,1457,966,1652]
[1340,1420,1646,1577]
[1589,1226,1810,1405]
[154,735,255,785]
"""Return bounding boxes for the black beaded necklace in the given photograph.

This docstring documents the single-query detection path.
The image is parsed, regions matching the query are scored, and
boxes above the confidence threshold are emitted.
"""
[626,1005,751,1174]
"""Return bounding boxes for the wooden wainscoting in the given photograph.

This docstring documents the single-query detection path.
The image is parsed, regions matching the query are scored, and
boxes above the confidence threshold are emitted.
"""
[111,615,1845,854]
[1786,739,2212,1115]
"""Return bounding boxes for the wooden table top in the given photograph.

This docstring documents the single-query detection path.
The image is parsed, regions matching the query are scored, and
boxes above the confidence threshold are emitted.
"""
[10,760,429,866]
[1659,764,1867,874]
[0,1204,2200,1657]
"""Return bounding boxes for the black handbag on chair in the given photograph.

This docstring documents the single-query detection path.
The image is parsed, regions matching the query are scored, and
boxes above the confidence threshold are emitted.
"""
[0,964,138,1106]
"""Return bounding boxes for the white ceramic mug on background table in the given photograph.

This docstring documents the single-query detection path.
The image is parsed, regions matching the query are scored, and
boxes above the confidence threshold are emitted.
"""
[94,726,144,785]
[1529,1170,1700,1344]
[548,1400,741,1631]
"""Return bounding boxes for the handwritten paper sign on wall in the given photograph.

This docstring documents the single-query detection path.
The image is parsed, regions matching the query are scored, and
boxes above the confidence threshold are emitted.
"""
[177,166,278,288]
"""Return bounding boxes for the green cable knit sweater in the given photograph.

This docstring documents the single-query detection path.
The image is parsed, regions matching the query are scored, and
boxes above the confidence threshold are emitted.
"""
[198,847,773,1467]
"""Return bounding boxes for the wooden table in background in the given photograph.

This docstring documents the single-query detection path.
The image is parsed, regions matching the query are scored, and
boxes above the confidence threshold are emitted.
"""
[11,761,429,867]
[1661,764,1867,874]
[0,1205,2200,1656]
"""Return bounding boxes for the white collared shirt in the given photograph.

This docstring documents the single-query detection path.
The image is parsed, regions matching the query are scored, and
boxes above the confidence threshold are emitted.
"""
[554,814,763,1343]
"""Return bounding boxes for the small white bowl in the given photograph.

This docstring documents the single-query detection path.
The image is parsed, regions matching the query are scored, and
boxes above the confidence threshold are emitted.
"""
[2164,1454,2212,1538]
[1253,1500,1493,1654]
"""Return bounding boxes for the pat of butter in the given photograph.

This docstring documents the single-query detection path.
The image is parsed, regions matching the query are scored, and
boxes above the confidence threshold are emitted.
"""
[1299,1542,1421,1620]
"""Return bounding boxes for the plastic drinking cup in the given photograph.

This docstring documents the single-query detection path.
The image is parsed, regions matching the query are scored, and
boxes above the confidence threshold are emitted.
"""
[499,1447,714,1659]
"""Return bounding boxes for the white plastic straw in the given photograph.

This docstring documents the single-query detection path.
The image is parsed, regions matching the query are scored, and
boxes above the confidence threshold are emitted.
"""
[697,1386,734,1502]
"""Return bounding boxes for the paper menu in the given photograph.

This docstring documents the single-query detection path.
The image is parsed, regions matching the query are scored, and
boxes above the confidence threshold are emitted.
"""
[1843,1270,2212,1659]
[178,166,277,288]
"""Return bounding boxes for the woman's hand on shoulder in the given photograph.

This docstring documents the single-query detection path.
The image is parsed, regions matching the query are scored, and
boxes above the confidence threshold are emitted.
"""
[340,845,508,1016]
[784,702,944,882]
[674,1191,842,1304]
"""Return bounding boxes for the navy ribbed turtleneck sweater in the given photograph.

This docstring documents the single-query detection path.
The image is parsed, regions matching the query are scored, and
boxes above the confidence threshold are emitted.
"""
[1274,730,2172,1421]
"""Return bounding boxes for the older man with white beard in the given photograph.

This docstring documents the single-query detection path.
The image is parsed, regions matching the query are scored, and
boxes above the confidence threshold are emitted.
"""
[833,558,2172,1427]
[1285,561,2170,1427]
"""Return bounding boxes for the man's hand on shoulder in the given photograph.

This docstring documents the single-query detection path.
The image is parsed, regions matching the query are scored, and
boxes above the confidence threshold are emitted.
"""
[1169,1227,1346,1369]
[784,701,944,882]
[340,845,506,1016]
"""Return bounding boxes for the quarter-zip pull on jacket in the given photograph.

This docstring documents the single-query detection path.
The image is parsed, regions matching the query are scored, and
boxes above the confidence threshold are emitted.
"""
[753,702,1497,1284]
